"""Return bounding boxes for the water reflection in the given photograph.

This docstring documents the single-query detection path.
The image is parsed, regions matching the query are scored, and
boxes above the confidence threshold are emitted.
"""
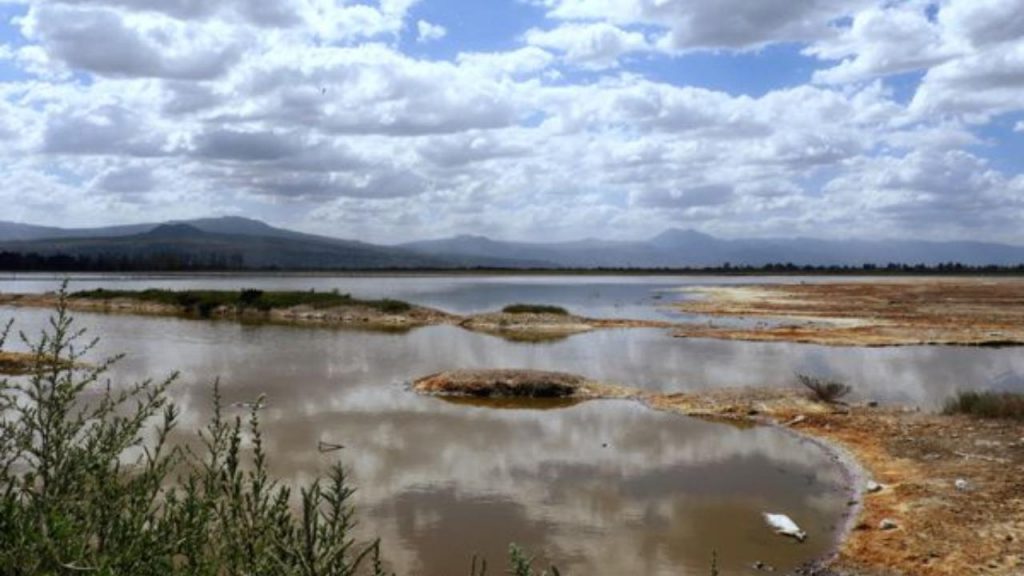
[2,304,1021,574]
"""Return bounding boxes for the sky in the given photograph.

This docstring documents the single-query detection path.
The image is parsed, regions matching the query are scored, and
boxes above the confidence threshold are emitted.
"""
[0,0,1022,244]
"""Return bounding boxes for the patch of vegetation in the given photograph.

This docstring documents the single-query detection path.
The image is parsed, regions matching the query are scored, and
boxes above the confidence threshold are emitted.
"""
[501,304,569,315]
[71,288,412,317]
[943,390,1024,420]
[797,374,853,404]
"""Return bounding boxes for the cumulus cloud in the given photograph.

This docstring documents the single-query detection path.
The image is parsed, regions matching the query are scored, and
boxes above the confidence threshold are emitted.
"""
[19,4,243,79]
[536,0,873,52]
[804,0,1024,127]
[911,41,1024,123]
[42,105,170,157]
[631,184,734,209]
[807,2,958,84]
[95,164,157,196]
[416,20,446,43]
[525,22,650,68]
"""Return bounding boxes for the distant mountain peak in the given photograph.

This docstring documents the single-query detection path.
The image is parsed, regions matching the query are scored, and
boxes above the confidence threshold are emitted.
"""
[144,223,206,238]
[650,228,716,246]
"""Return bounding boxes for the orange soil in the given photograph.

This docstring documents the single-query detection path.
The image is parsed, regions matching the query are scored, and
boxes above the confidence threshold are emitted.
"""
[673,278,1024,346]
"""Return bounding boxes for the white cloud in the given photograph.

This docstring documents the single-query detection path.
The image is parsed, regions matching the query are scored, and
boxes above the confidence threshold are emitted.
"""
[807,2,958,84]
[416,20,446,43]
[802,0,1024,127]
[1015,121,1024,132]
[910,40,1024,123]
[525,22,650,68]
[18,4,243,79]
[536,0,873,52]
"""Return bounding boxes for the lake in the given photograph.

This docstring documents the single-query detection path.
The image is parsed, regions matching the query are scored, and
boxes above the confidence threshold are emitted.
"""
[2,273,1022,574]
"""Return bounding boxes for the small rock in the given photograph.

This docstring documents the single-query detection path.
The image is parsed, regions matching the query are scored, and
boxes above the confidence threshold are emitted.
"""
[954,478,969,491]
[847,499,858,507]
[866,400,879,408]
[879,518,898,531]
[866,481,883,493]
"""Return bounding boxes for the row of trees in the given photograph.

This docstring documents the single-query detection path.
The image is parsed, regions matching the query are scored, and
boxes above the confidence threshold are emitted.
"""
[0,251,247,272]
[2,250,1024,274]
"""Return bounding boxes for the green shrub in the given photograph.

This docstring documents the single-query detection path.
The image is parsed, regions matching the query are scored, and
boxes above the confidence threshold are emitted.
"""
[943,390,1024,420]
[797,374,852,404]
[501,304,569,316]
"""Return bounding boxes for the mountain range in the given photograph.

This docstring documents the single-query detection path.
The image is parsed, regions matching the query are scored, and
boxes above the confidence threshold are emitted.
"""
[2,217,1024,270]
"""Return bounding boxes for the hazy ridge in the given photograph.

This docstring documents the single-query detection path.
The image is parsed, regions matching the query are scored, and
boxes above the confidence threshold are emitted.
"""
[2,217,1024,269]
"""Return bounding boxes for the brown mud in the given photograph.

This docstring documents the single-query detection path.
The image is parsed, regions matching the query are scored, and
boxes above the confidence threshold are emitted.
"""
[0,351,41,375]
[672,279,1024,347]
[0,293,671,341]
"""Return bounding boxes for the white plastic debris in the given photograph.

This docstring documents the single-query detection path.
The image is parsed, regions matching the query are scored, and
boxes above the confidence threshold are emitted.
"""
[954,478,969,491]
[763,513,806,542]
[865,480,883,493]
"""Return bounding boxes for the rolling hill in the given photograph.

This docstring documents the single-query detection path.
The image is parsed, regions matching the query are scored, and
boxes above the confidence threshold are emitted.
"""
[2,217,1024,270]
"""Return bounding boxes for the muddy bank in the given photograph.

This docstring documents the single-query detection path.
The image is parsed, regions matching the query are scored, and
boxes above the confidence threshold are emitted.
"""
[0,292,671,341]
[672,279,1024,347]
[0,351,40,375]
[411,370,1024,576]
[654,392,1024,576]
[458,312,673,341]
[0,350,81,375]
[0,292,456,331]
[411,369,636,399]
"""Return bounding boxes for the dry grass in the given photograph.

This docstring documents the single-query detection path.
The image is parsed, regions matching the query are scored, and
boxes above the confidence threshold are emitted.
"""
[943,390,1024,420]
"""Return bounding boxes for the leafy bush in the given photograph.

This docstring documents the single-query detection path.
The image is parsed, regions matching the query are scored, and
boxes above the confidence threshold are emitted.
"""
[501,304,569,316]
[943,390,1024,420]
[797,374,852,403]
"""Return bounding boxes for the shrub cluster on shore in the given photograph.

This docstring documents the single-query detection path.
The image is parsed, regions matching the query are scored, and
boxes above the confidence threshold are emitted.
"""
[501,304,570,316]
[796,374,853,404]
[943,390,1024,420]
[72,288,413,317]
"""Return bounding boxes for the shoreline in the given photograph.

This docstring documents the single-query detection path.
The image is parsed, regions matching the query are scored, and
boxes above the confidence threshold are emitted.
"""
[6,277,1024,348]
[0,292,674,342]
[412,370,1024,576]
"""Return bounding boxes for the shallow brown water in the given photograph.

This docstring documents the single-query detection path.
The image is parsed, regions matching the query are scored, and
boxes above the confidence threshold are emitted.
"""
[2,306,855,575]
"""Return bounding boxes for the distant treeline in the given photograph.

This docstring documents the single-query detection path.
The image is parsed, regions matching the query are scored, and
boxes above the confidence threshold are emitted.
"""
[2,250,1024,274]
[0,251,246,272]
